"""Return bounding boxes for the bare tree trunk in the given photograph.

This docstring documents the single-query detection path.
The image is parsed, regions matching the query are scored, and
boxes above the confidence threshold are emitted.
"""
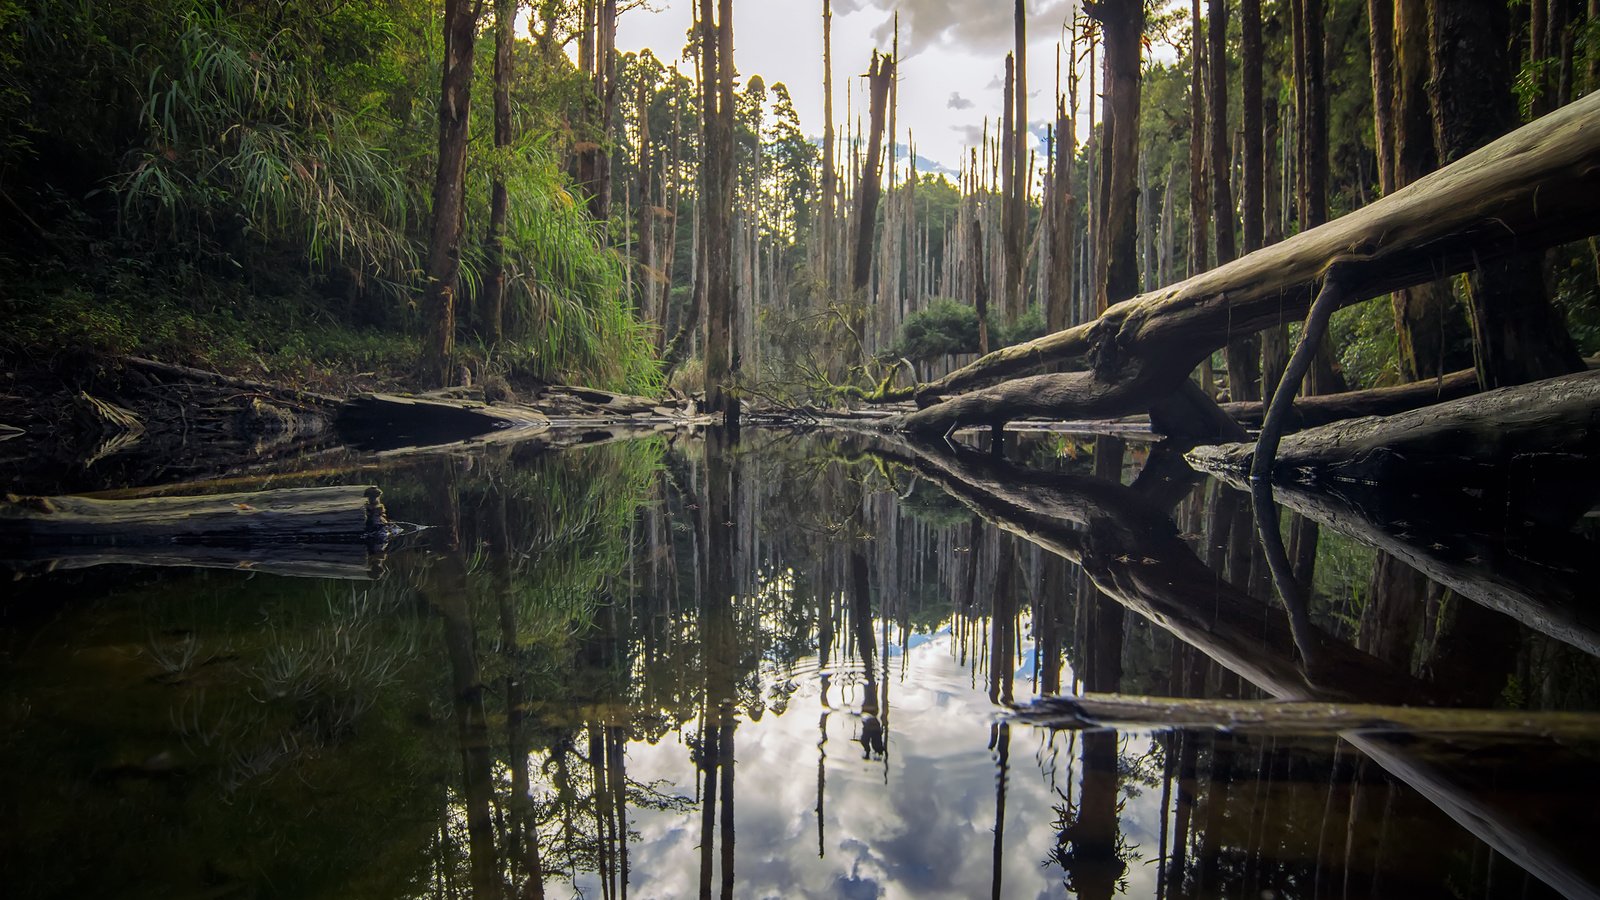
[423,0,477,387]
[1089,0,1146,311]
[700,0,737,424]
[1047,81,1078,333]
[1211,0,1258,402]
[1007,0,1029,322]
[480,0,514,346]
[821,0,836,297]
[1428,0,1585,387]
[1389,0,1457,382]
[852,53,895,294]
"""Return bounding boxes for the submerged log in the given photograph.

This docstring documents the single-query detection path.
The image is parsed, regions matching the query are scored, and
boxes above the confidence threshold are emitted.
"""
[1185,368,1600,487]
[0,485,402,545]
[879,90,1600,421]
[337,393,551,451]
[1011,693,1600,739]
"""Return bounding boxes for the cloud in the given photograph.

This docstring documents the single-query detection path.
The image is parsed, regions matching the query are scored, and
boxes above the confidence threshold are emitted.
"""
[841,0,1079,59]
[946,92,975,110]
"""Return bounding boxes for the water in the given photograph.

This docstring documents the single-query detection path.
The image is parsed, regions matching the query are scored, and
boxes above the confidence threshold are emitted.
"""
[3,430,1599,899]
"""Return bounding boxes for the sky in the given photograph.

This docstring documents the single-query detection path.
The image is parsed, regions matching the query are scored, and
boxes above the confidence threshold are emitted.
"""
[613,0,1093,178]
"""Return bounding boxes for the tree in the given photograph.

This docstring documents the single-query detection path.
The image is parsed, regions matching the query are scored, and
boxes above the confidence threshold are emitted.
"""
[1088,0,1146,312]
[1427,0,1585,387]
[700,0,737,425]
[480,0,517,346]
[423,0,479,386]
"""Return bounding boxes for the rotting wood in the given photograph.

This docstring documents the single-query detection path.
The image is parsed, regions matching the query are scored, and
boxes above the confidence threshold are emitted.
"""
[1010,693,1600,739]
[1185,368,1600,487]
[869,90,1600,408]
[0,485,405,545]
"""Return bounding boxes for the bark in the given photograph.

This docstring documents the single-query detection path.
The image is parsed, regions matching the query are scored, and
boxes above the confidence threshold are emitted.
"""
[1367,0,1397,194]
[821,0,836,293]
[875,90,1600,406]
[635,76,657,328]
[1218,364,1485,428]
[1189,0,1210,279]
[1187,368,1600,487]
[701,0,737,425]
[422,0,478,387]
[1211,0,1259,402]
[1390,0,1458,381]
[851,53,894,294]
[481,0,515,345]
[1006,0,1029,323]
[1047,93,1077,334]
[1240,0,1265,254]
[1089,0,1146,310]
[1428,0,1586,388]
[0,485,399,544]
[1014,694,1600,739]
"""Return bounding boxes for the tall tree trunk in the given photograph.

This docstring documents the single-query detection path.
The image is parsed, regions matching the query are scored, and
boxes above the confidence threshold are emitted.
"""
[1390,0,1457,381]
[481,0,514,346]
[635,75,657,328]
[1048,89,1078,334]
[1212,0,1258,401]
[852,52,895,294]
[1090,0,1146,311]
[700,0,737,425]
[1428,0,1585,387]
[1189,0,1209,278]
[821,0,836,296]
[1008,0,1029,322]
[1001,53,1018,321]
[423,0,478,387]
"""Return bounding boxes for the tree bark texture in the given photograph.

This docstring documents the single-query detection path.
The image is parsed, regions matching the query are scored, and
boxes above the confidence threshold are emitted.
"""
[481,0,515,346]
[1428,0,1586,388]
[1089,0,1146,311]
[851,53,894,294]
[423,0,478,387]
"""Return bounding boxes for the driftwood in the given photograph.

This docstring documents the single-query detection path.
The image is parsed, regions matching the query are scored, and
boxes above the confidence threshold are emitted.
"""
[877,91,1600,432]
[1185,368,1600,487]
[0,485,402,545]
[1010,693,1600,739]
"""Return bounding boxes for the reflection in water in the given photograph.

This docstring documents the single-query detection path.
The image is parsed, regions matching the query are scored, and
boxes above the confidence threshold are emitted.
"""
[2,431,1600,898]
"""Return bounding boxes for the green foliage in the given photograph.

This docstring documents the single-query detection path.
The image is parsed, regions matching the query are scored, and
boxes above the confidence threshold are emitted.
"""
[1328,295,1403,389]
[897,298,980,362]
[1,0,660,393]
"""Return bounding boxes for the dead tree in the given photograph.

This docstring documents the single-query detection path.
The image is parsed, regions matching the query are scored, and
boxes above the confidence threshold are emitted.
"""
[851,52,895,294]
[876,92,1600,434]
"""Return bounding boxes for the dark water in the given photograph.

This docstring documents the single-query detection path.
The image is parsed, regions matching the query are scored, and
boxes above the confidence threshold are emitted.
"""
[4,430,1600,899]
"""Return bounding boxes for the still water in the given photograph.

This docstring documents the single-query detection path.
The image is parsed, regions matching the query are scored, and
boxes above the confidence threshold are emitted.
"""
[3,431,1599,899]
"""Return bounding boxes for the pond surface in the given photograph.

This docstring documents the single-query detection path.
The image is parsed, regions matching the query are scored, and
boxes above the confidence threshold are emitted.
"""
[4,430,1600,899]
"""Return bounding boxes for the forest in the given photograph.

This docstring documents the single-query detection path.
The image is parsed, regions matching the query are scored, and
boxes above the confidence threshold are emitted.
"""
[1,0,1595,432]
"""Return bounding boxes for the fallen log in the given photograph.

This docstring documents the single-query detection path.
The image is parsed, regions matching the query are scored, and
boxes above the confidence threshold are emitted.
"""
[121,356,342,409]
[878,90,1600,421]
[336,393,551,451]
[1185,368,1600,488]
[0,485,405,545]
[1219,368,1482,427]
[1010,693,1600,739]
[2,543,385,581]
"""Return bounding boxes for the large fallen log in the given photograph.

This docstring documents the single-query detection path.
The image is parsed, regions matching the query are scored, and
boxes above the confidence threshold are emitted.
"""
[0,485,404,545]
[1010,693,1600,739]
[2,543,386,581]
[880,90,1600,426]
[1185,368,1600,488]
